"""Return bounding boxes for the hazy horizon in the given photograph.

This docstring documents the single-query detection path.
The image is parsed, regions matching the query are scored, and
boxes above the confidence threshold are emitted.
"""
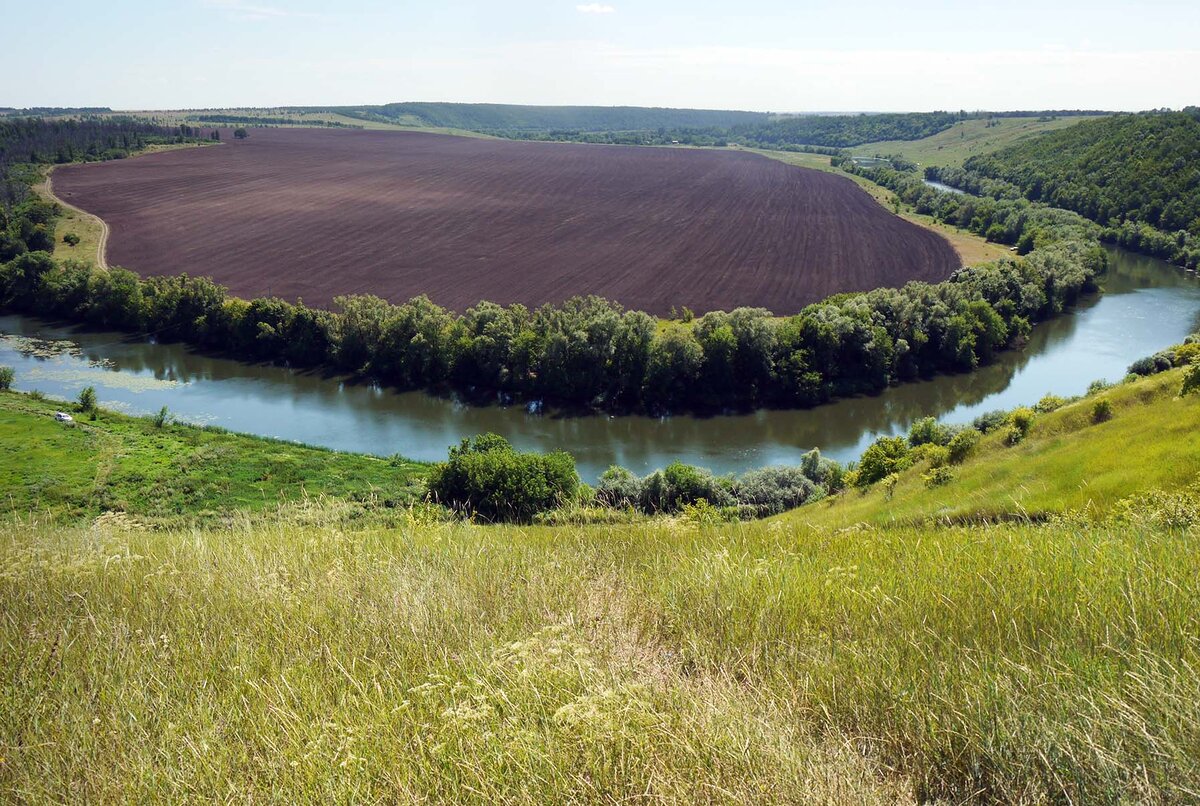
[4,1,1197,112]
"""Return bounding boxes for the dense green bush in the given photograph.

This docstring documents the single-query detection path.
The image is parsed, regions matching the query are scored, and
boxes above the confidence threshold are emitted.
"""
[1007,407,1036,438]
[0,366,13,390]
[426,434,578,522]
[923,466,954,488]
[594,466,643,509]
[856,437,913,487]
[594,451,837,518]
[972,409,1009,433]
[732,466,820,517]
[907,417,952,447]
[911,443,950,468]
[1181,365,1200,397]
[1092,400,1114,423]
[1128,353,1174,376]
[640,462,735,513]
[1034,394,1069,413]
[947,429,982,464]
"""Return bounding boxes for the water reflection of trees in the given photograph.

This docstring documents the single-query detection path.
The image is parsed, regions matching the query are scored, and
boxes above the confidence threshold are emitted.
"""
[3,244,1196,478]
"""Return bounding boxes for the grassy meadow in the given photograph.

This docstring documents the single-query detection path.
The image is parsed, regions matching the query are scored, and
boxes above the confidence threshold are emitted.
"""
[2,368,1200,800]
[2,479,1198,801]
[848,115,1109,168]
[0,392,425,526]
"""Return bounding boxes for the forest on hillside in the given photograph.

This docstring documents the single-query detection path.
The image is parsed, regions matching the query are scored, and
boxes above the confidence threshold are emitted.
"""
[962,109,1200,236]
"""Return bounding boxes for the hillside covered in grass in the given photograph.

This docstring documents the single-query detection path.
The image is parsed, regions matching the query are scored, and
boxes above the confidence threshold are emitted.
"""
[2,367,1200,800]
[795,367,1200,529]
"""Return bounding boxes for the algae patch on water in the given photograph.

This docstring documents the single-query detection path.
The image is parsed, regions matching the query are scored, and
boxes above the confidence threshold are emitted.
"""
[1,334,181,393]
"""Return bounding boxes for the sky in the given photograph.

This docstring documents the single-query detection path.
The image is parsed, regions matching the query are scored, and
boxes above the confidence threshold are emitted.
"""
[4,0,1198,112]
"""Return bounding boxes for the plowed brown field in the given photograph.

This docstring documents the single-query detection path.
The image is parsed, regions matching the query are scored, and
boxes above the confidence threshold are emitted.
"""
[53,128,960,316]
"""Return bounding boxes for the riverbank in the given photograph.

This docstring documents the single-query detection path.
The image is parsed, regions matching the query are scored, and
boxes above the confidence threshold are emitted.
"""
[4,246,1196,480]
[0,390,426,526]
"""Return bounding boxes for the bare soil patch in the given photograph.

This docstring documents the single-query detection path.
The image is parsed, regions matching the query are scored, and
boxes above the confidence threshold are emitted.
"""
[53,128,961,315]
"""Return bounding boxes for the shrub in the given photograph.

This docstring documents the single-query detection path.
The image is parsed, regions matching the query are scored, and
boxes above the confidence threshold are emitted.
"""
[1086,379,1113,396]
[62,232,81,247]
[947,429,982,464]
[152,405,170,428]
[77,385,97,413]
[1034,394,1068,413]
[28,389,45,401]
[1128,353,1173,376]
[595,466,642,509]
[426,434,578,522]
[1007,407,1035,438]
[1092,399,1114,423]
[907,416,951,447]
[1002,424,1025,446]
[733,466,818,517]
[911,443,950,468]
[972,409,1009,433]
[1175,342,1200,366]
[680,498,738,526]
[1181,364,1200,397]
[0,366,13,391]
[923,466,954,488]
[856,436,912,487]
[640,462,734,513]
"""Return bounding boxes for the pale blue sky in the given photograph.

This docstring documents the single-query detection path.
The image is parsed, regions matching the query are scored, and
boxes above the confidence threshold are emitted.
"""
[4,0,1197,111]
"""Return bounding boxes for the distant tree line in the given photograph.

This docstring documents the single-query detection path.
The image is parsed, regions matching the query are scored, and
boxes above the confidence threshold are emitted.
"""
[0,117,211,206]
[924,110,1200,268]
[187,115,361,129]
[324,103,1111,149]
[0,107,114,118]
[335,102,769,132]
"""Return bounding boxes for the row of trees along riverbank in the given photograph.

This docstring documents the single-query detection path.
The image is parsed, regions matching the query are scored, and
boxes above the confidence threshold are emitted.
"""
[2,242,1102,416]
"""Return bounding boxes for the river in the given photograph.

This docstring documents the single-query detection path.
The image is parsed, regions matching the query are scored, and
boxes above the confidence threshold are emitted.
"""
[2,248,1197,481]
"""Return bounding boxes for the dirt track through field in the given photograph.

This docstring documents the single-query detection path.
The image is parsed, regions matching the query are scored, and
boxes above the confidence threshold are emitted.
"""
[53,128,961,316]
[44,170,109,270]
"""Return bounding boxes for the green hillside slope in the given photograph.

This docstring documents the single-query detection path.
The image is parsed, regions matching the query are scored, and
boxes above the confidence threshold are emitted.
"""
[792,368,1200,529]
[963,109,1200,234]
[848,114,1106,167]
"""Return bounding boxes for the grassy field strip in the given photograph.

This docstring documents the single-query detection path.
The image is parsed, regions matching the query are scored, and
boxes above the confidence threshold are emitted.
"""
[33,168,109,268]
[0,393,426,525]
[848,115,1109,168]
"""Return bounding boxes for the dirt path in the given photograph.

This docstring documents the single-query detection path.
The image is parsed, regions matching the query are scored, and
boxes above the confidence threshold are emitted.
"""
[43,169,109,269]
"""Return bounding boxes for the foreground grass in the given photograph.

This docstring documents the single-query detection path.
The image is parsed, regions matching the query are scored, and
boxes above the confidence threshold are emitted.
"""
[848,115,1109,168]
[2,499,1199,802]
[0,391,426,524]
[795,368,1200,530]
